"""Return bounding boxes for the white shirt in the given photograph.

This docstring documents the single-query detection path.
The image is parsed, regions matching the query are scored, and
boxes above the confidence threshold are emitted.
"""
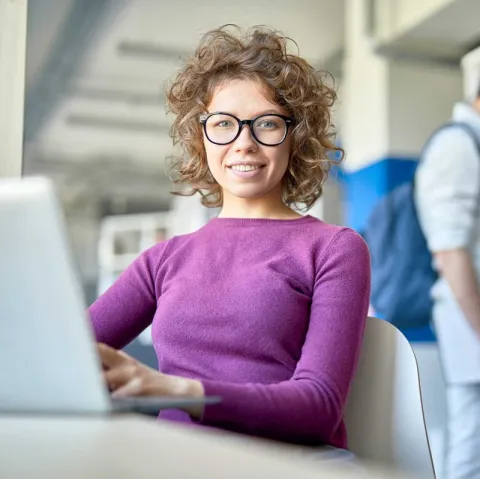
[415,102,480,383]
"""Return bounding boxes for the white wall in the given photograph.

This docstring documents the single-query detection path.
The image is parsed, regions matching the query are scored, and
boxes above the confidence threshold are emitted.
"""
[0,0,27,179]
[388,61,462,156]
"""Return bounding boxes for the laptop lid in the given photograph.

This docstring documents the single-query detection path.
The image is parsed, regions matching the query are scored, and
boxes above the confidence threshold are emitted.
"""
[0,177,111,414]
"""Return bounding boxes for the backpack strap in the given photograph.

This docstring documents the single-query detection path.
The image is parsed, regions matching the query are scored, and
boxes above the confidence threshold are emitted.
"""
[414,122,480,190]
[420,122,480,165]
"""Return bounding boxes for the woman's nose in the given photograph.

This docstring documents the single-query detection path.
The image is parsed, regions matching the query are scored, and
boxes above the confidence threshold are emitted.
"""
[234,124,258,153]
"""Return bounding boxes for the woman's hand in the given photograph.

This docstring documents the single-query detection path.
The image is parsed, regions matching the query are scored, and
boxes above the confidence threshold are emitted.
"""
[97,343,205,418]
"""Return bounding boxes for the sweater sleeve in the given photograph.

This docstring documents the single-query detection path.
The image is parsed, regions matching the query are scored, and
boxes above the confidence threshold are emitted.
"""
[87,242,168,349]
[199,229,371,445]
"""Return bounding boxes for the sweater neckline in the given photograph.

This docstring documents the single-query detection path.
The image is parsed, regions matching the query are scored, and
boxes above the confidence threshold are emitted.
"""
[209,215,316,226]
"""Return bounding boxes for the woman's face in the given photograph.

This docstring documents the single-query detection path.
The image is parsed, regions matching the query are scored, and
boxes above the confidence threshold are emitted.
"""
[203,79,292,203]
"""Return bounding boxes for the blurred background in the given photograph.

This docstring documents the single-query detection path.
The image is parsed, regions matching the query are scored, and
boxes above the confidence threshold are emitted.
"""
[20,1,480,477]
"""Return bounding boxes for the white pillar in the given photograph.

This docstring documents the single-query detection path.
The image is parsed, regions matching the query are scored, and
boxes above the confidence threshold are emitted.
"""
[341,0,390,173]
[0,0,27,179]
[341,0,462,231]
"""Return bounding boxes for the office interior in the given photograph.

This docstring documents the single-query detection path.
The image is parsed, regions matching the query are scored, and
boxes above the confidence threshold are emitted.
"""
[1,0,480,477]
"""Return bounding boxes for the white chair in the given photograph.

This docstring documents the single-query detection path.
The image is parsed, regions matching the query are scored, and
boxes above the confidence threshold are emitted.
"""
[344,317,436,477]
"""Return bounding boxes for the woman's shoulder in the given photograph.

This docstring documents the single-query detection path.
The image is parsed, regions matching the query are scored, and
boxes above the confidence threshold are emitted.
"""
[304,216,365,245]
[301,217,369,266]
[140,227,207,260]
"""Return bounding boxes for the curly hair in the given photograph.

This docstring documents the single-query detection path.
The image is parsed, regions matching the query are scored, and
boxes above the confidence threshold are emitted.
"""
[165,25,343,210]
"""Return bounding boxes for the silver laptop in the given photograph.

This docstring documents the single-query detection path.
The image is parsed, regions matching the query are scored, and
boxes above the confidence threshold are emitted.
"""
[0,176,220,415]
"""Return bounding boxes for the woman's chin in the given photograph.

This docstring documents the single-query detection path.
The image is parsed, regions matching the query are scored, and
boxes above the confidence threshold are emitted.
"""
[224,186,270,200]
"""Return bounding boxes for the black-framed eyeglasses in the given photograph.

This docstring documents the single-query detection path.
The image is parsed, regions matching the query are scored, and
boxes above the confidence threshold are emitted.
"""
[199,112,294,146]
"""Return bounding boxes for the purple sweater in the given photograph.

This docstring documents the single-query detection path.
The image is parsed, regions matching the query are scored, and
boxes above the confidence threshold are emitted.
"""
[89,215,371,448]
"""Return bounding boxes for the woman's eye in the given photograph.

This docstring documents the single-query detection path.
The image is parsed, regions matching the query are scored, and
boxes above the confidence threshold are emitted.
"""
[258,120,278,129]
[216,121,234,128]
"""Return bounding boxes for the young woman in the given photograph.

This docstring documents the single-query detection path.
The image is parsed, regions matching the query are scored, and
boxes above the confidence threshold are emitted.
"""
[91,26,371,450]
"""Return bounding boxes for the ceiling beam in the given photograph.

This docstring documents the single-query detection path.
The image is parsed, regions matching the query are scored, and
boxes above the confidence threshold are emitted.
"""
[65,113,170,134]
[69,85,164,106]
[117,40,190,62]
[24,0,128,145]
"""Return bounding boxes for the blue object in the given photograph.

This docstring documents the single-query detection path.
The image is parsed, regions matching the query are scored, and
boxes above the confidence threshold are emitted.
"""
[363,123,480,330]
[340,157,418,233]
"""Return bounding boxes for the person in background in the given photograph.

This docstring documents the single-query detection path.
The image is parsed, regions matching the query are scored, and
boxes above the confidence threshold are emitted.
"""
[89,25,371,452]
[415,80,480,479]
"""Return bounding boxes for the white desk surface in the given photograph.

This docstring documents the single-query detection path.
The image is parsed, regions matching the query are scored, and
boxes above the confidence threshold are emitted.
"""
[0,414,410,478]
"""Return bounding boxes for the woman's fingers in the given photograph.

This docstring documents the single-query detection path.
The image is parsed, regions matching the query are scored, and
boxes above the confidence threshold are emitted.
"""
[97,343,132,369]
[104,364,137,392]
[101,350,149,397]
[97,344,174,398]
[111,377,143,398]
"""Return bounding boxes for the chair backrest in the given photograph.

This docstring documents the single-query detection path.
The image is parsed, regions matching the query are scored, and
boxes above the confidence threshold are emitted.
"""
[344,317,436,477]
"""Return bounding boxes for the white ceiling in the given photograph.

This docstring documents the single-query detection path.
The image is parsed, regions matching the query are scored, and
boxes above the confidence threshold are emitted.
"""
[28,0,345,168]
[407,0,480,45]
[373,0,480,63]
